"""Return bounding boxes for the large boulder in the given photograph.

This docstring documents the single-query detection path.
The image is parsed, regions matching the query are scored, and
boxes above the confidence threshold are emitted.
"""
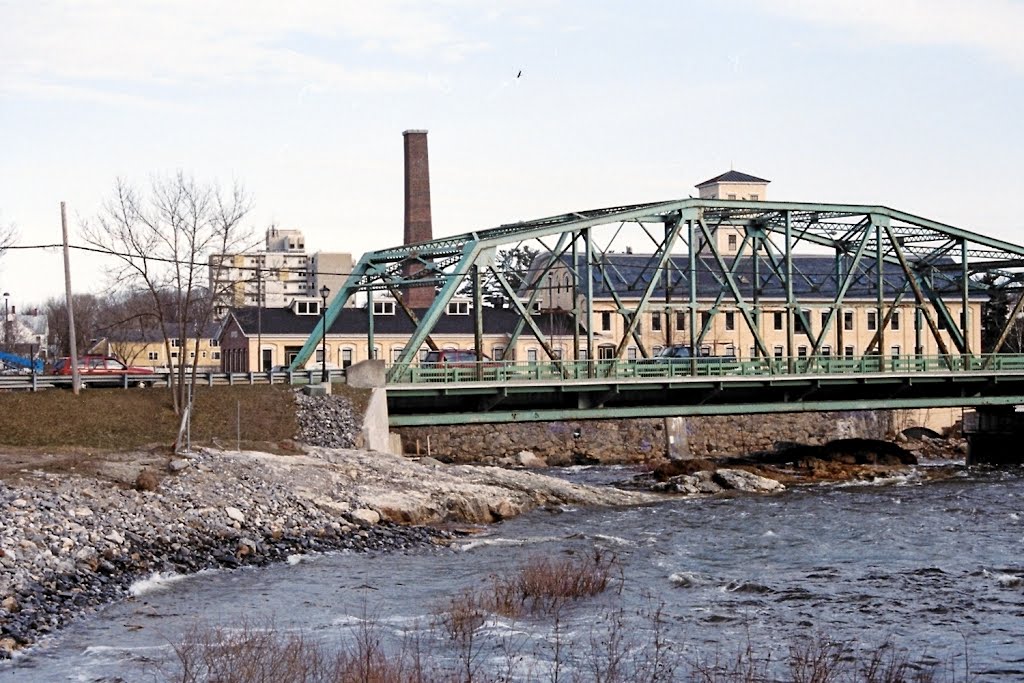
[713,469,785,493]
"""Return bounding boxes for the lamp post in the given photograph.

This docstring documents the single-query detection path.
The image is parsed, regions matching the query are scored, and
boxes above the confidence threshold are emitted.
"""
[2,291,9,352]
[319,285,330,383]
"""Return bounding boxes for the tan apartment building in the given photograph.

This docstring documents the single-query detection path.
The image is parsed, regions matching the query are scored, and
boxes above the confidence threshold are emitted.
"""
[209,227,353,316]
[88,323,223,371]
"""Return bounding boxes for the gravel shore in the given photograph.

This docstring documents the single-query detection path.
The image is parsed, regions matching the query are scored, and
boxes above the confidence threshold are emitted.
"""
[0,446,657,656]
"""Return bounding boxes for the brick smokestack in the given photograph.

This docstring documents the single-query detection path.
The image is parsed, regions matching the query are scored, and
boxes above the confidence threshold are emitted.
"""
[403,129,435,309]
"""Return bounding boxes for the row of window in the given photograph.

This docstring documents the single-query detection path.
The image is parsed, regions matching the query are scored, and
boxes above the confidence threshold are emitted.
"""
[603,309,962,334]
[147,350,221,361]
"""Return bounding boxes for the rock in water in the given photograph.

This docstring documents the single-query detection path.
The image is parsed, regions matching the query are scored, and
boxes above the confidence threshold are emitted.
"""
[713,469,785,493]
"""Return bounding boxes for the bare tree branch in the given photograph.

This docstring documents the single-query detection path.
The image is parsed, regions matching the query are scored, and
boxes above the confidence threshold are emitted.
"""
[82,173,254,415]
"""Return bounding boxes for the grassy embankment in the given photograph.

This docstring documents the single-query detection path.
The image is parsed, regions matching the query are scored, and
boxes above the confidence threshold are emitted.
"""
[0,384,368,453]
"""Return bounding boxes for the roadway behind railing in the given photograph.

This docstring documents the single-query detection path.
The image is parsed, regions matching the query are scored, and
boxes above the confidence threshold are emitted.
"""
[385,354,1024,385]
[6,356,1024,392]
[0,369,346,392]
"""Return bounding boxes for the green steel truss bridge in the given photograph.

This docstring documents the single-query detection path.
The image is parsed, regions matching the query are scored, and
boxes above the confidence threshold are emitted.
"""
[289,199,1024,426]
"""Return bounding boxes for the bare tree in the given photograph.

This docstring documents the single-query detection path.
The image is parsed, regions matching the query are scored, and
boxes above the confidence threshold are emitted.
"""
[46,294,104,358]
[0,214,15,255]
[83,173,253,414]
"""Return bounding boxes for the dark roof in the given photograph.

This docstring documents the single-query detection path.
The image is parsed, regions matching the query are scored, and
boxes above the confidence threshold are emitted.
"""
[696,171,770,187]
[541,253,982,302]
[226,306,582,338]
[95,320,222,343]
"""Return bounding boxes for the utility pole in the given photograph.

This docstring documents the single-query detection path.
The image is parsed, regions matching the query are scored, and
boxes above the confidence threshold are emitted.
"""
[61,202,81,394]
[256,265,263,371]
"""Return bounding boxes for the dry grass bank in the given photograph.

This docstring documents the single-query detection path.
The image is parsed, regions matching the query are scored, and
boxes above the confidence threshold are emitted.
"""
[0,384,312,452]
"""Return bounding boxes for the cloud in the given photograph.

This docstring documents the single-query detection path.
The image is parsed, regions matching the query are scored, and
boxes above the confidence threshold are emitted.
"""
[0,1,490,100]
[752,0,1024,72]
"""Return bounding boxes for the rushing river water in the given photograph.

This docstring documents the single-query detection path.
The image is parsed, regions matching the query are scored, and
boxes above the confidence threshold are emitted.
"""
[3,464,1024,682]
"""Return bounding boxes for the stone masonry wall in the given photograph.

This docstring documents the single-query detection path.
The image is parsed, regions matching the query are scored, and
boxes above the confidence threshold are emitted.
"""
[396,411,893,465]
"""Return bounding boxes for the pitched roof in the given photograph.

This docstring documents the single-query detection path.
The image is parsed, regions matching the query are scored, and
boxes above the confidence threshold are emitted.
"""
[539,253,983,302]
[696,171,770,187]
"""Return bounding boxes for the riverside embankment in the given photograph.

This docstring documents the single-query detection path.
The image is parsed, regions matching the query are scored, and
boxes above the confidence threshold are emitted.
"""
[0,445,661,655]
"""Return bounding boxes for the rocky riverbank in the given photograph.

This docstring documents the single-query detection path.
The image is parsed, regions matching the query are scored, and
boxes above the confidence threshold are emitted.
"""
[0,446,659,656]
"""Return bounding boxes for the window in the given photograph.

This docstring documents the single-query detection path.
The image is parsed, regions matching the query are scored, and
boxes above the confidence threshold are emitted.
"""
[891,311,900,331]
[701,311,711,329]
[821,310,830,329]
[392,347,404,362]
[822,345,832,357]
[798,346,808,358]
[725,311,735,331]
[727,234,737,250]
[148,351,159,361]
[171,338,182,348]
[749,194,759,201]
[212,352,221,360]
[651,312,662,331]
[773,345,784,358]
[171,351,178,359]
[577,349,589,360]
[373,301,396,316]
[295,301,320,315]
[675,311,686,331]
[938,315,948,330]
[773,312,784,330]
[341,348,353,368]
[492,346,506,361]
[598,345,615,360]
[727,194,737,200]
[749,346,756,358]
[315,349,324,362]
[527,348,539,363]
[867,311,877,331]
[796,311,809,334]
[652,345,663,356]
[202,351,207,358]
[372,345,381,360]
[447,301,470,315]
[700,345,712,356]
[210,339,219,347]
[891,346,901,357]
[844,345,855,357]
[627,347,637,360]
[601,311,612,331]
[552,347,565,360]
[725,345,735,357]
[843,311,854,331]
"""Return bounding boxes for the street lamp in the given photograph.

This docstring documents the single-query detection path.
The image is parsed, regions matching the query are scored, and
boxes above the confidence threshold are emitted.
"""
[319,285,330,383]
[2,292,9,351]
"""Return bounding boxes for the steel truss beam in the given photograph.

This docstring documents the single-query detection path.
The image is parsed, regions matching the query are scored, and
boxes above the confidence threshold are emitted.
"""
[290,198,1024,376]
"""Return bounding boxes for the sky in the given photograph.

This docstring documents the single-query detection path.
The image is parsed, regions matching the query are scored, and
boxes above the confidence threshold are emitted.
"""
[1,0,1023,308]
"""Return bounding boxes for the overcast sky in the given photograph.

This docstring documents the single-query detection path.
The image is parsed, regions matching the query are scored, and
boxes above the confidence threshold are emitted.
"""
[2,0,1023,307]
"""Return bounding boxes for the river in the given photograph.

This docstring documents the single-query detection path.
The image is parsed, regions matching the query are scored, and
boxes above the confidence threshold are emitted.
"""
[3,464,1023,681]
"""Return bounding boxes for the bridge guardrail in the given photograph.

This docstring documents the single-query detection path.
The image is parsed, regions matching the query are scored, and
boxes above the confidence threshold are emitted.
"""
[386,354,1024,385]
[0,368,346,392]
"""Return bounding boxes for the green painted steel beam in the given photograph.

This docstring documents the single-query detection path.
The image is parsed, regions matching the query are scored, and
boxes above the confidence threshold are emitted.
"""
[388,394,1024,426]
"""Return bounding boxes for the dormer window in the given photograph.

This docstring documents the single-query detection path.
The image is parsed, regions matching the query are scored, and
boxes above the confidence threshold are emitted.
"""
[373,301,396,316]
[295,300,320,315]
[447,301,470,315]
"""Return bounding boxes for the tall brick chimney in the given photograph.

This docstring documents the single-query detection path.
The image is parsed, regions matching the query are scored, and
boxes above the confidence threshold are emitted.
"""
[403,129,435,309]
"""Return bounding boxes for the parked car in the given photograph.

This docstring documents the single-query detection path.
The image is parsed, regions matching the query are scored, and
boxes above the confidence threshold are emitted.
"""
[636,345,739,374]
[422,349,496,368]
[52,355,155,386]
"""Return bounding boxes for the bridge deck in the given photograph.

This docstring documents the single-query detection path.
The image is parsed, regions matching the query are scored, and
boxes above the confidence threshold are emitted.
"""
[386,355,1024,425]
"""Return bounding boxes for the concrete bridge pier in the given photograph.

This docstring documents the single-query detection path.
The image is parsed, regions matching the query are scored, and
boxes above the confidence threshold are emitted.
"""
[964,407,1024,465]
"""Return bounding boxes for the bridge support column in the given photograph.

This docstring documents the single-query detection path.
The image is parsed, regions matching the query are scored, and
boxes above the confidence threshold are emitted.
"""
[664,416,691,460]
[964,407,1024,466]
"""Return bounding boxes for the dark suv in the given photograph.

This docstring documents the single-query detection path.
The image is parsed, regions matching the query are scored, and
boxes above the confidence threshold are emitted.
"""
[422,349,494,367]
[638,345,738,375]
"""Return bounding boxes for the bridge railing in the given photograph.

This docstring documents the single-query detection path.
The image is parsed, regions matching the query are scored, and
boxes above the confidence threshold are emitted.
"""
[386,353,1024,385]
